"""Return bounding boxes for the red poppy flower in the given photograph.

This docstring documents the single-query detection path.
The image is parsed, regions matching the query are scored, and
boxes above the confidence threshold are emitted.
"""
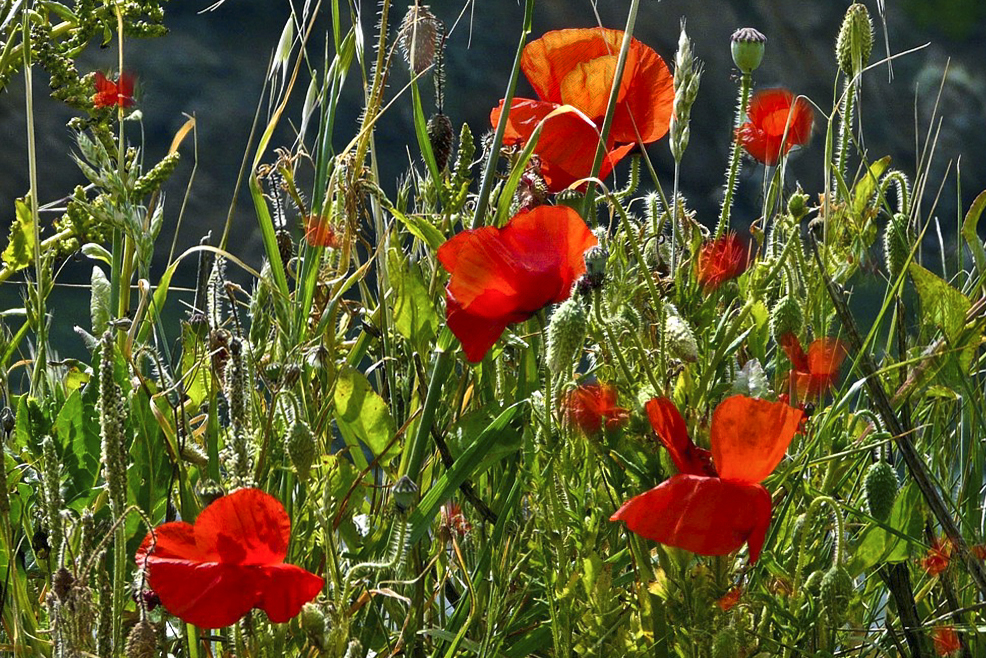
[697,233,748,290]
[611,395,803,563]
[972,544,986,561]
[93,71,135,109]
[736,89,813,166]
[438,205,596,362]
[304,215,340,248]
[564,383,629,435]
[491,28,674,192]
[440,502,472,539]
[716,586,742,612]
[933,626,962,656]
[136,488,324,629]
[778,333,847,401]
[921,537,952,577]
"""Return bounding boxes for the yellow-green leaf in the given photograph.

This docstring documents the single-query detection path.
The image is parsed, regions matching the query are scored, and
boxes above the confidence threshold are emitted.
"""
[3,197,35,272]
[908,262,970,343]
[852,155,891,216]
[334,367,397,463]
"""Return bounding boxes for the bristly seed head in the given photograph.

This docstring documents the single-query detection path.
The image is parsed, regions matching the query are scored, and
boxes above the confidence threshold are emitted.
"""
[398,4,439,75]
[836,3,874,76]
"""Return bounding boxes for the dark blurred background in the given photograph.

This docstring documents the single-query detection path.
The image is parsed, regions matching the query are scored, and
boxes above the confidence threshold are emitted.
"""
[1,0,984,358]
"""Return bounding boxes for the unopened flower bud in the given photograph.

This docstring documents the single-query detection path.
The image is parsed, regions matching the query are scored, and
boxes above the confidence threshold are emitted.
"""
[770,295,803,341]
[731,27,766,74]
[546,298,587,375]
[583,243,608,289]
[836,3,874,76]
[398,4,439,75]
[863,460,898,522]
[664,304,698,363]
[427,112,454,171]
[884,213,910,281]
[288,419,316,482]
[788,189,810,220]
[820,565,853,623]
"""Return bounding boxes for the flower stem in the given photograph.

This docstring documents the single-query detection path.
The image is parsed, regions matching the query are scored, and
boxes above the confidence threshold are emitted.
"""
[716,71,751,239]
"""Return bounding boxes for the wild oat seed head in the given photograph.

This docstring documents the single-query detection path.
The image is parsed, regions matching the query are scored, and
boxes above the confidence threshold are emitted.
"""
[730,27,766,74]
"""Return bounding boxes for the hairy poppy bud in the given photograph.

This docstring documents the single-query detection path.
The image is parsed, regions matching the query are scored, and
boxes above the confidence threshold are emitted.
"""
[787,189,810,220]
[392,475,419,513]
[584,242,608,289]
[664,304,698,363]
[547,297,587,375]
[730,27,766,74]
[398,4,439,75]
[820,565,853,623]
[427,112,454,171]
[711,626,740,658]
[288,419,316,482]
[770,295,803,341]
[301,602,328,650]
[884,213,910,281]
[836,3,874,76]
[863,460,898,522]
[125,620,158,658]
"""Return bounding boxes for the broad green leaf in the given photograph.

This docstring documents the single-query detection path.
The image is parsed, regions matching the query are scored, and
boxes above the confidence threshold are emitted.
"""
[334,367,397,463]
[14,395,50,453]
[852,155,891,216]
[908,262,970,343]
[389,251,438,348]
[389,205,445,251]
[180,323,212,408]
[53,388,101,504]
[848,482,923,575]
[3,197,35,272]
[90,266,111,335]
[961,189,986,276]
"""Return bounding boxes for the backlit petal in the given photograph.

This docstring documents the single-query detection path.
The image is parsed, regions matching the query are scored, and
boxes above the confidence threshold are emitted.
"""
[710,395,803,483]
[444,292,519,363]
[807,338,847,381]
[610,475,773,562]
[257,564,326,624]
[146,560,259,629]
[194,488,291,565]
[644,398,715,476]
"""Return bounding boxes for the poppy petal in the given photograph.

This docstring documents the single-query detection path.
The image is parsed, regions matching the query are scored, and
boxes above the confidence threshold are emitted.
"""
[610,475,773,562]
[444,292,520,363]
[521,28,633,107]
[256,564,326,624]
[194,488,291,565]
[807,338,847,381]
[778,333,809,372]
[737,89,813,165]
[138,522,212,565]
[610,41,674,143]
[644,398,715,476]
[145,560,259,629]
[711,395,803,483]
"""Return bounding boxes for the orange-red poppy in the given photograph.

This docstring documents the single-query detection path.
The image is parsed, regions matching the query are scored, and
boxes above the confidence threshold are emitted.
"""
[304,215,340,248]
[716,586,742,612]
[564,383,629,435]
[93,71,135,109]
[736,89,813,165]
[932,625,962,656]
[491,28,674,192]
[611,396,803,563]
[921,537,952,577]
[136,488,324,629]
[778,333,847,401]
[438,205,596,362]
[697,233,748,290]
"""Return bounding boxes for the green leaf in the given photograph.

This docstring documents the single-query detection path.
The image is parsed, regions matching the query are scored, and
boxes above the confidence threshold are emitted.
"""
[90,266,111,335]
[848,482,923,575]
[14,395,50,453]
[388,205,446,251]
[852,155,891,216]
[908,262,970,343]
[389,250,438,348]
[3,197,35,272]
[334,367,397,464]
[53,388,101,505]
[961,189,986,276]
[180,323,213,408]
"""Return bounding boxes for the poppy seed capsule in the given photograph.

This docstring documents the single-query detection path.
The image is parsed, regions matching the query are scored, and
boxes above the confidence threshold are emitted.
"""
[730,27,766,74]
[546,297,587,375]
[583,243,608,287]
[863,460,898,522]
[770,296,803,341]
[391,475,419,512]
[836,3,874,76]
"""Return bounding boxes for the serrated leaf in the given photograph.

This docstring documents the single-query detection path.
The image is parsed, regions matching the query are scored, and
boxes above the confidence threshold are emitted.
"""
[334,367,397,464]
[908,262,970,343]
[90,266,111,335]
[852,155,891,216]
[3,198,35,272]
[388,205,445,251]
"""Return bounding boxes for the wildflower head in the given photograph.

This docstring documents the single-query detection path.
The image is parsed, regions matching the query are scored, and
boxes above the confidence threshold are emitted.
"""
[921,537,952,577]
[697,233,748,290]
[93,71,135,109]
[932,626,962,657]
[716,586,742,612]
[564,383,629,435]
[736,89,813,165]
[304,216,340,248]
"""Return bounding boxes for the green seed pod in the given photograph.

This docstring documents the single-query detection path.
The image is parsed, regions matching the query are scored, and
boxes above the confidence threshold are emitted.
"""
[664,305,698,363]
[730,27,766,74]
[884,213,910,281]
[804,569,824,597]
[288,419,316,482]
[770,295,803,341]
[820,566,853,623]
[547,297,587,375]
[427,112,455,171]
[836,3,874,76]
[391,475,419,513]
[863,460,898,522]
[125,619,158,658]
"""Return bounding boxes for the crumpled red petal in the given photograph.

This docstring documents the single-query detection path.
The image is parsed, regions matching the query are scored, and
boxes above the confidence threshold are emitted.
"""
[710,396,803,484]
[566,383,629,434]
[610,474,773,562]
[644,398,715,476]
[736,89,813,165]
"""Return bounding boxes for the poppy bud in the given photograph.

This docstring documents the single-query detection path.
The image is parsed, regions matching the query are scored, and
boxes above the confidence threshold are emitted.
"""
[770,296,803,341]
[275,229,294,268]
[711,626,740,658]
[124,619,158,658]
[301,602,329,650]
[730,28,766,74]
[288,419,316,482]
[804,569,824,597]
[863,460,898,522]
[787,189,810,220]
[835,3,874,76]
[427,112,454,171]
[820,565,853,623]
[0,406,14,434]
[196,478,225,507]
[546,297,587,375]
[664,304,698,363]
[884,213,910,281]
[583,241,608,288]
[391,475,419,513]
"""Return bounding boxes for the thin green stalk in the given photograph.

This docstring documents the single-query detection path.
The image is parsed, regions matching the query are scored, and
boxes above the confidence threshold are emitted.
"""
[471,0,534,229]
[405,342,453,484]
[715,71,751,238]
[581,0,641,219]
